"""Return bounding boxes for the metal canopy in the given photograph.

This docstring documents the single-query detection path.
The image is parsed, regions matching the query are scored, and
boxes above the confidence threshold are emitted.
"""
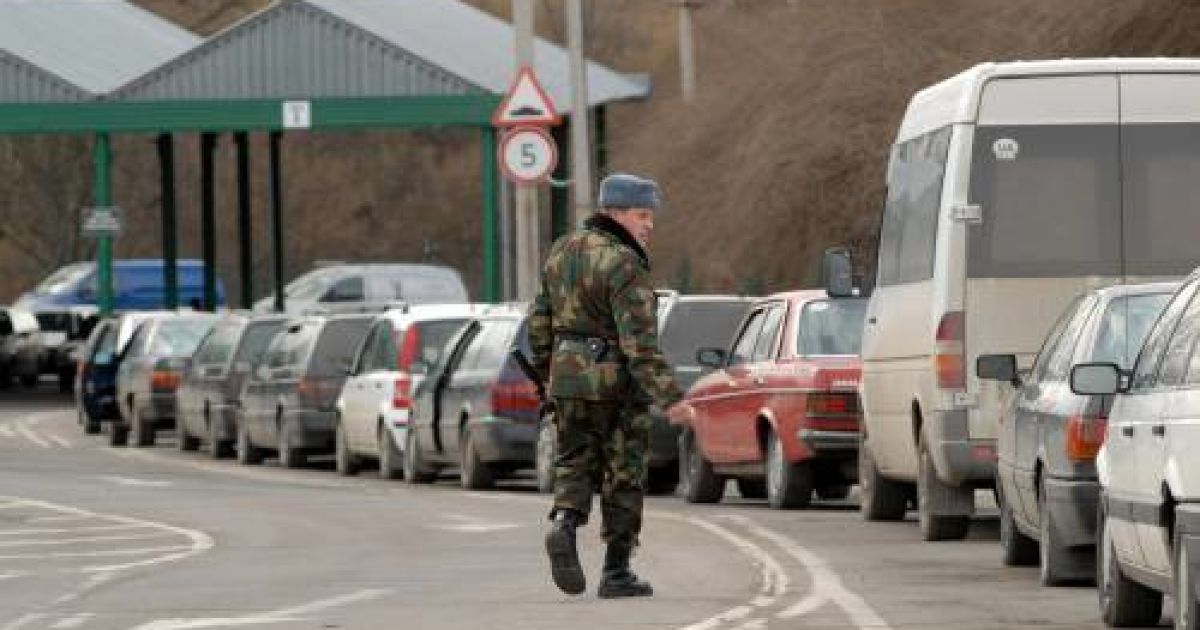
[0,0,201,100]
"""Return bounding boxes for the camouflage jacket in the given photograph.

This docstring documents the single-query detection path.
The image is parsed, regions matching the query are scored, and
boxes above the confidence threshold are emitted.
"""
[527,214,682,407]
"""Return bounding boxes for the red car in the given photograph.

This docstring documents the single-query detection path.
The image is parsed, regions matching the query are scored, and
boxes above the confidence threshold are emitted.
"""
[671,290,867,509]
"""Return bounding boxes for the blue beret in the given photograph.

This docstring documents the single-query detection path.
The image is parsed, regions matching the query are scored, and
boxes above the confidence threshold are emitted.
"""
[598,173,662,211]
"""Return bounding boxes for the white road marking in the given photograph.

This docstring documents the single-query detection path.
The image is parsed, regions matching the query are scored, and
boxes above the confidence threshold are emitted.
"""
[14,426,49,448]
[0,426,15,438]
[433,513,520,534]
[718,515,891,629]
[0,614,47,630]
[53,573,115,604]
[730,620,767,630]
[46,434,71,448]
[128,588,392,630]
[0,531,174,548]
[0,570,27,580]
[50,613,94,629]
[0,545,193,561]
[0,523,144,536]
[26,515,90,523]
[101,476,174,488]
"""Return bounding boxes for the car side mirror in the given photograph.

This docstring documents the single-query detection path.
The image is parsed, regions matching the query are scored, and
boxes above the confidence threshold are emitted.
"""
[976,354,1019,386]
[1070,362,1124,396]
[696,347,726,370]
[822,247,854,298]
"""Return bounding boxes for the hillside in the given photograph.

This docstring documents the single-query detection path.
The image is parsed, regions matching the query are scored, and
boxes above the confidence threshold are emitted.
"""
[3,1,1200,301]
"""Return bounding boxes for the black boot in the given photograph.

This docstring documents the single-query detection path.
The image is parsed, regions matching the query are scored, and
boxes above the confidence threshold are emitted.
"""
[597,543,653,598]
[545,509,586,595]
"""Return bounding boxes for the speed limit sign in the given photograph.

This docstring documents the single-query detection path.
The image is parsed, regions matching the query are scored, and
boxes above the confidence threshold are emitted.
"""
[499,126,558,184]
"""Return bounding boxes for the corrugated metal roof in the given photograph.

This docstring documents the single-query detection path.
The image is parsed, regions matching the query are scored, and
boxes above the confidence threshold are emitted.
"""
[117,0,651,110]
[0,0,201,100]
[0,49,87,103]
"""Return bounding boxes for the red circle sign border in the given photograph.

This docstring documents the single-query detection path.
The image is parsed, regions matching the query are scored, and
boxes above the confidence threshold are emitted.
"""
[498,126,558,184]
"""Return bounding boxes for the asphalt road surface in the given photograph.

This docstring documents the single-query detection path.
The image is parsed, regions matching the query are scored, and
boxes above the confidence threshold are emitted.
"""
[0,386,1128,629]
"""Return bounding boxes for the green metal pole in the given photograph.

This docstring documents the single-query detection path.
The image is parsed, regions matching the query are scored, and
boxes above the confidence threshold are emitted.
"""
[200,133,218,311]
[93,133,113,316]
[269,131,285,313]
[482,127,499,303]
[551,121,570,239]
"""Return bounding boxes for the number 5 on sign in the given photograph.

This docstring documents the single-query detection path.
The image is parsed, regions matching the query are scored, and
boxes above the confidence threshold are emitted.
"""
[499,126,558,184]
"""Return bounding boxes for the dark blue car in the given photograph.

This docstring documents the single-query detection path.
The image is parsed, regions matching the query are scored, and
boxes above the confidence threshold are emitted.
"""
[17,259,225,313]
[75,312,167,434]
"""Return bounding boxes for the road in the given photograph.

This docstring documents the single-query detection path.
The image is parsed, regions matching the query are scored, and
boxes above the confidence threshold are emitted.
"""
[0,387,1122,629]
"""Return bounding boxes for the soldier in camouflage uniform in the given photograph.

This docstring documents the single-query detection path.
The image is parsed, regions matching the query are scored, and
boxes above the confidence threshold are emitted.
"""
[528,172,683,599]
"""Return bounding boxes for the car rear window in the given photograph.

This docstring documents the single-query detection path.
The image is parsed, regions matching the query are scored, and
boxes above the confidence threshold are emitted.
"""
[407,319,469,373]
[235,320,287,365]
[150,318,216,357]
[1090,292,1174,369]
[309,317,373,376]
[796,299,868,356]
[194,322,242,366]
[660,300,751,367]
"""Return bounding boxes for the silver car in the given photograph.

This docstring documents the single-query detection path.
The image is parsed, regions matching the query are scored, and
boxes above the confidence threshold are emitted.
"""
[254,263,468,315]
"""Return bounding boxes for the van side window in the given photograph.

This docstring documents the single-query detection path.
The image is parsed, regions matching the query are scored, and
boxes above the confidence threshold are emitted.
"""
[1153,290,1200,388]
[1131,281,1200,390]
[876,126,952,287]
[729,310,766,367]
[322,277,364,303]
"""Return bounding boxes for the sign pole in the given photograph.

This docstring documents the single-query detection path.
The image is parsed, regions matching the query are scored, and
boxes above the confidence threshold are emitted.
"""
[513,0,539,302]
[566,0,594,227]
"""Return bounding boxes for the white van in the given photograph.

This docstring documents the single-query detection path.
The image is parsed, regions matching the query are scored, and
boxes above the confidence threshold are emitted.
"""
[828,59,1200,541]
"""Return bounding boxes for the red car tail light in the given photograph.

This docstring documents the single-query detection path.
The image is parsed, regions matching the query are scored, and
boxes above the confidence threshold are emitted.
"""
[490,380,541,416]
[934,311,965,390]
[806,392,860,417]
[1065,413,1108,462]
[392,374,413,410]
[150,369,181,392]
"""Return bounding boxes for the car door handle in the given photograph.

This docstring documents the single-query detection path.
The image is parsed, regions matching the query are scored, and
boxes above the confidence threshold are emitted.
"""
[1121,425,1134,437]
[1151,424,1165,437]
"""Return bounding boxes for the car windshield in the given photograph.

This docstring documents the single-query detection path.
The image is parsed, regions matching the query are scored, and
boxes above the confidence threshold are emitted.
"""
[35,263,93,295]
[660,300,750,367]
[150,318,216,357]
[796,299,868,356]
[1089,292,1173,368]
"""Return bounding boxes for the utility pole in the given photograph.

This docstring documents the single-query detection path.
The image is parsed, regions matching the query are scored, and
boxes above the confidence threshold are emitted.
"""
[513,0,540,301]
[566,0,593,227]
[676,0,702,102]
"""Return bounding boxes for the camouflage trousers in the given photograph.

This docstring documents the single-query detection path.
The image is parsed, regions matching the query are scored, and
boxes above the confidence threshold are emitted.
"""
[550,398,651,548]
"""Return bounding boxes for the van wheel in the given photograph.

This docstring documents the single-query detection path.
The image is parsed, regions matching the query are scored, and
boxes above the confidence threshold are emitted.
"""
[334,420,360,476]
[917,441,969,541]
[859,432,908,521]
[1175,527,1198,630]
[766,430,812,509]
[403,425,436,484]
[236,419,263,465]
[130,408,155,447]
[535,420,556,494]
[460,430,495,490]
[678,429,723,504]
[736,479,767,500]
[277,418,306,469]
[1098,500,1161,626]
[1039,476,1094,585]
[378,424,404,481]
[999,485,1038,566]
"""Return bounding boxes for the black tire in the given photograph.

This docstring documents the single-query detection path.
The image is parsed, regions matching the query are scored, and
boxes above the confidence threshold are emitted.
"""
[1038,476,1094,585]
[535,419,555,494]
[20,374,37,388]
[646,465,680,496]
[403,425,436,484]
[816,484,851,501]
[130,407,155,448]
[177,421,200,452]
[678,429,724,504]
[236,419,263,465]
[1098,500,1162,627]
[859,432,908,521]
[1175,527,1199,630]
[334,419,360,476]
[209,415,233,459]
[460,429,495,490]
[379,424,404,481]
[765,430,812,509]
[81,409,101,436]
[57,370,73,393]
[277,418,306,469]
[737,478,768,500]
[917,441,969,541]
[108,419,129,447]
[999,484,1038,567]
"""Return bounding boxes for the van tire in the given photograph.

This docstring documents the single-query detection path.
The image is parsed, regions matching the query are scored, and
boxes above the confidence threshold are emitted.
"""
[859,433,907,521]
[999,485,1038,566]
[679,429,724,504]
[1039,476,1094,585]
[766,430,812,509]
[917,441,969,541]
[1099,500,1161,626]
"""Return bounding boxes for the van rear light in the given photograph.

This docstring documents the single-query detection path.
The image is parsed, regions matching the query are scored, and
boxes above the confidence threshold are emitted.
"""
[392,374,413,410]
[806,392,859,417]
[1065,414,1108,461]
[150,369,181,392]
[490,380,541,416]
[934,311,965,390]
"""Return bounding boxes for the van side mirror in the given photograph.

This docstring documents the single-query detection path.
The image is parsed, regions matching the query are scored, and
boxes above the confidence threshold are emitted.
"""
[823,247,854,298]
[976,354,1019,386]
[696,347,726,370]
[1070,363,1124,396]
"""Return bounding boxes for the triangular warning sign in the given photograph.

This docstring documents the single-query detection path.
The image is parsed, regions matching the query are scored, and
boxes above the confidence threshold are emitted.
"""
[492,67,561,127]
